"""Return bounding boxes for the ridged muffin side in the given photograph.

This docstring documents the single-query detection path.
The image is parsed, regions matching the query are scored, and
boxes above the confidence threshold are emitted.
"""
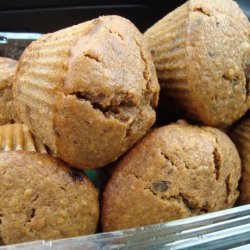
[13,21,92,156]
[144,4,195,117]
[0,124,47,153]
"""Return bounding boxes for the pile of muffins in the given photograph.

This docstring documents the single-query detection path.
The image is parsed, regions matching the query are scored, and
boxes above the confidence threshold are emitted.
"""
[0,0,249,245]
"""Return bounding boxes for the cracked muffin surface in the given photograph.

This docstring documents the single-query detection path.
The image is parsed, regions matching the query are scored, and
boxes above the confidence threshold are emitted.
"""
[13,15,159,170]
[0,57,19,125]
[144,0,250,128]
[0,151,99,245]
[102,123,241,231]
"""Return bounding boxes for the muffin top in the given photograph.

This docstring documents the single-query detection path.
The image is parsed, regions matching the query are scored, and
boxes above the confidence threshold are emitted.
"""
[63,16,159,107]
[0,151,99,245]
[102,124,241,231]
[13,15,159,170]
[187,0,250,126]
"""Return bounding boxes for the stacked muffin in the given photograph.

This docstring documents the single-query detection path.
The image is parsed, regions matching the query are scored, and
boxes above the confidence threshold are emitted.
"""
[102,123,241,231]
[13,15,159,170]
[144,0,250,128]
[0,0,249,245]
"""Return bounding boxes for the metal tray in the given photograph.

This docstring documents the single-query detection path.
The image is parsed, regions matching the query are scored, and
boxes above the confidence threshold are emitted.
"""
[1,205,249,250]
[0,32,41,59]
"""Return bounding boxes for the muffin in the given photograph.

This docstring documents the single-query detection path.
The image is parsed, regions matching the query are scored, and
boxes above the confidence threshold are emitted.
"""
[0,57,19,125]
[144,0,250,128]
[0,123,47,153]
[231,118,250,204]
[13,15,159,170]
[102,123,241,231]
[0,151,99,245]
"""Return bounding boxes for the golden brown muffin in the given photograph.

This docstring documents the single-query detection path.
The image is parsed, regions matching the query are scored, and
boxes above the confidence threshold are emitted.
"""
[0,151,99,245]
[0,57,19,125]
[231,118,250,204]
[102,124,241,231]
[13,15,159,170]
[144,0,250,128]
[0,123,47,153]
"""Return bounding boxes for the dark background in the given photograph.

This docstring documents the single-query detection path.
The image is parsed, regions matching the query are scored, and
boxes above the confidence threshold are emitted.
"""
[0,0,249,33]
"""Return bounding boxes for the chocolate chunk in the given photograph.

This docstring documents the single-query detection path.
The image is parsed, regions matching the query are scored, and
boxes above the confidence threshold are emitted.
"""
[68,169,85,182]
[208,51,215,58]
[152,180,170,192]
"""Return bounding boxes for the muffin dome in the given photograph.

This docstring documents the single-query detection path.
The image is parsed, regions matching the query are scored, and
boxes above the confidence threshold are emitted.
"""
[144,0,250,128]
[0,151,99,245]
[13,15,159,170]
[102,123,241,231]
